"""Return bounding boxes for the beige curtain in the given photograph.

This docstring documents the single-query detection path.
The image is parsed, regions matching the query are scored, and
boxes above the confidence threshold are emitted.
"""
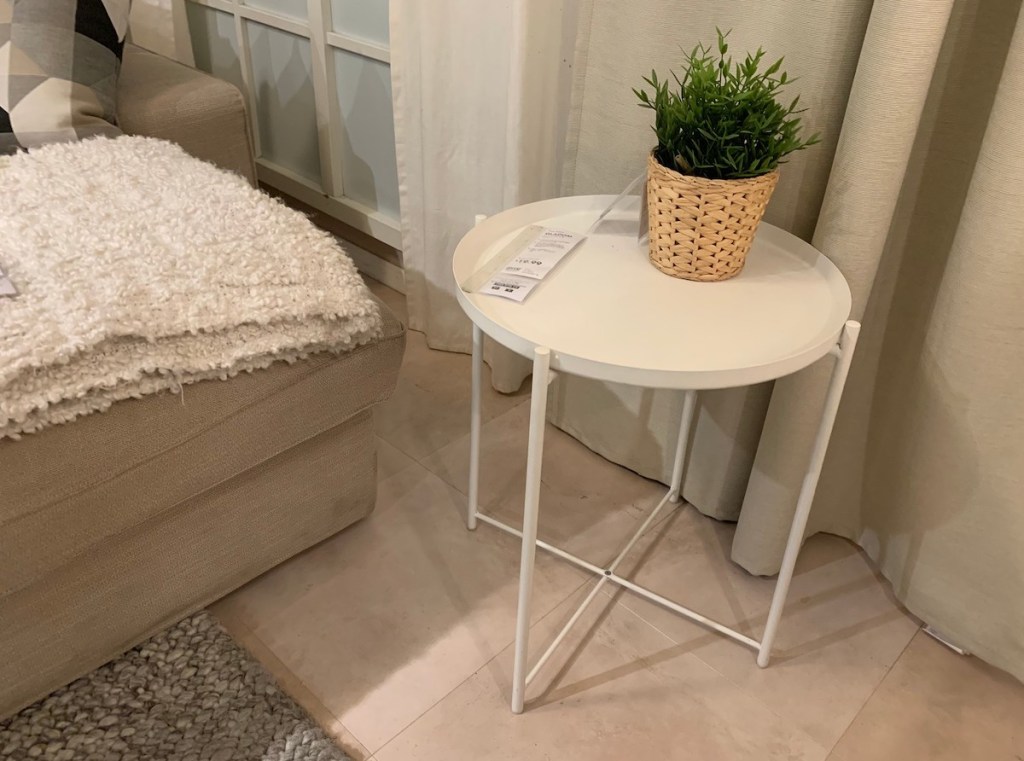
[552,0,1024,682]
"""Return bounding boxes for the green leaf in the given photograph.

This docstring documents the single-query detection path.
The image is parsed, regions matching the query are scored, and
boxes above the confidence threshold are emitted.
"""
[635,32,818,179]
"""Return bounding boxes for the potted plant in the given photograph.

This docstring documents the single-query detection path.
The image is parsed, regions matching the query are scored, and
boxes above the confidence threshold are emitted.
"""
[635,30,819,281]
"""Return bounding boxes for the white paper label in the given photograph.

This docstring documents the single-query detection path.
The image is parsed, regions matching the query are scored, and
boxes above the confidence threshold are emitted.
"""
[478,227,584,302]
[479,273,538,302]
[0,266,16,298]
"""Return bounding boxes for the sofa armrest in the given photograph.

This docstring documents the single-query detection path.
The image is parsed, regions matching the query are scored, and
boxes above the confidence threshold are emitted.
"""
[116,45,258,186]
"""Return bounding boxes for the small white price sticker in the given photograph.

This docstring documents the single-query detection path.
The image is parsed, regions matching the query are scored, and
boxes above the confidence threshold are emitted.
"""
[480,273,538,303]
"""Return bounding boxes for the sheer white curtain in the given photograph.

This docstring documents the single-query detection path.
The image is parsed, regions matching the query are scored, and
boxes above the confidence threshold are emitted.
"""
[389,0,578,391]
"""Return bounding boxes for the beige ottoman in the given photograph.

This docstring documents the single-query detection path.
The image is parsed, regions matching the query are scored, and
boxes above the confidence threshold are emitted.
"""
[0,298,404,718]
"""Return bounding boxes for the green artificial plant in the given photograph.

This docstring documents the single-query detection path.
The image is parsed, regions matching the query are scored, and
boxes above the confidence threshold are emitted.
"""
[634,29,820,180]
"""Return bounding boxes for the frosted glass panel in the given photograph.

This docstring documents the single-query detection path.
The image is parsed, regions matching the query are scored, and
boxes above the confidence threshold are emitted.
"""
[333,49,398,217]
[187,3,243,91]
[330,0,388,45]
[244,0,307,22]
[247,22,322,185]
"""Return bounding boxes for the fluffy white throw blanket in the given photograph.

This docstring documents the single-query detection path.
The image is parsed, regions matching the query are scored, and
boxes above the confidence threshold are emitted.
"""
[0,137,383,438]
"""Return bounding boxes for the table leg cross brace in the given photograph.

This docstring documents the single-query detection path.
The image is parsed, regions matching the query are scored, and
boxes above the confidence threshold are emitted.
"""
[475,486,762,688]
[466,321,861,713]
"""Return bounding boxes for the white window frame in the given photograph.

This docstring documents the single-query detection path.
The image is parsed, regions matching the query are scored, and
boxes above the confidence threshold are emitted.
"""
[185,0,402,249]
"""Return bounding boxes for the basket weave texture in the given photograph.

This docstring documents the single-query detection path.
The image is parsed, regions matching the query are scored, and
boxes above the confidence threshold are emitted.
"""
[647,153,779,282]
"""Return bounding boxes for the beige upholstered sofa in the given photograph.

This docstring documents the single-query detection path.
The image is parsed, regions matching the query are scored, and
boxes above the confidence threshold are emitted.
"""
[0,46,405,718]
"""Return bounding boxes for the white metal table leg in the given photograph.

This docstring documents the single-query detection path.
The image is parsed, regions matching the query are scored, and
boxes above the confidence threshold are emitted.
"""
[669,390,698,503]
[510,346,552,714]
[467,324,483,530]
[757,321,861,667]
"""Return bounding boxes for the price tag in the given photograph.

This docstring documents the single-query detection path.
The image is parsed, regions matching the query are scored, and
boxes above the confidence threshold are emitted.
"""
[479,273,538,303]
[0,265,17,298]
[478,227,584,302]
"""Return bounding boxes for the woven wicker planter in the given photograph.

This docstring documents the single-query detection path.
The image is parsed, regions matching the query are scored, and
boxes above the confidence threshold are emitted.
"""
[646,153,779,282]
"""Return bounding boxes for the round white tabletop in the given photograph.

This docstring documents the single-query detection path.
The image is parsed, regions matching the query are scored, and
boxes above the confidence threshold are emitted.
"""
[453,195,852,390]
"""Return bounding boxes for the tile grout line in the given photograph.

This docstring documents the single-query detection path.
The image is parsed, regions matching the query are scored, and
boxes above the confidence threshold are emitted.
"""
[825,624,923,756]
[216,613,374,761]
[370,281,530,473]
[594,596,825,747]
[602,584,835,755]
[372,576,719,759]
[372,361,597,754]
[393,398,532,499]
[374,426,432,467]
[374,389,532,474]
[374,436,430,484]
[369,573,594,758]
[591,509,924,757]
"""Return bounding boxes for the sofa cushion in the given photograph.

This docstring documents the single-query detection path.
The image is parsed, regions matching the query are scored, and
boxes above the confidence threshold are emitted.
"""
[116,45,257,185]
[0,296,404,599]
[0,0,130,154]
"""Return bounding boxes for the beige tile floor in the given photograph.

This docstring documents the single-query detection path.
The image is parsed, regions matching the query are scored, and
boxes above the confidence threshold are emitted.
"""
[210,278,1024,761]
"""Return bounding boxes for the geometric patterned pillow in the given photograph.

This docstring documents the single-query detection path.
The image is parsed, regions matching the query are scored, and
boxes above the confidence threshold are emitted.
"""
[0,0,131,155]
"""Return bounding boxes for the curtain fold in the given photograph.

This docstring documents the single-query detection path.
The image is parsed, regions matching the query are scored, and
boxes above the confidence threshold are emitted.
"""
[858,0,1024,678]
[733,0,956,574]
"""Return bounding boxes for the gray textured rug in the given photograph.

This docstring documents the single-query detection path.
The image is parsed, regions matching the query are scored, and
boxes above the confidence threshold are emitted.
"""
[0,612,349,761]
